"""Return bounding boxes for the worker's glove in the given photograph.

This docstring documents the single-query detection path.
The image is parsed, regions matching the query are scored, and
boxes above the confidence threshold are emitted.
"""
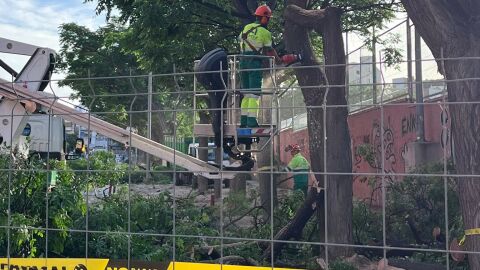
[280,166,290,172]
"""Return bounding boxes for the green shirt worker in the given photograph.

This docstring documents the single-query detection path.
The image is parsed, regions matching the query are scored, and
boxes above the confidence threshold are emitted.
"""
[285,144,310,194]
[238,4,280,128]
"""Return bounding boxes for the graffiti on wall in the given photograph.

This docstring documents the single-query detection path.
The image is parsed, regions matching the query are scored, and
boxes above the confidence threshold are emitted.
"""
[401,113,416,136]
[440,107,450,150]
[353,118,400,203]
[354,121,398,175]
[281,98,452,202]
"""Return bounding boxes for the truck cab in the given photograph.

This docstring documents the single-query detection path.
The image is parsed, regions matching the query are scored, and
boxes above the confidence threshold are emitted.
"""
[188,142,232,167]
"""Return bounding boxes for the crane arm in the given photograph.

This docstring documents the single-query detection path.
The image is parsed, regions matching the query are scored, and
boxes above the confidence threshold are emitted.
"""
[0,37,40,56]
[0,78,235,180]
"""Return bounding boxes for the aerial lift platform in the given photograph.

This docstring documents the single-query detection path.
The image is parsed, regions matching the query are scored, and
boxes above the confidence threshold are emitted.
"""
[192,49,280,170]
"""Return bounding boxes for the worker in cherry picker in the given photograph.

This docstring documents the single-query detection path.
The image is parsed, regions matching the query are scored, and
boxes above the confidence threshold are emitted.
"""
[284,144,310,194]
[238,4,301,128]
[238,4,280,128]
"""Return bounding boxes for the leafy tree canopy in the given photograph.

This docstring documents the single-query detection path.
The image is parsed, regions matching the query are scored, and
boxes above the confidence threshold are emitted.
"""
[58,0,401,137]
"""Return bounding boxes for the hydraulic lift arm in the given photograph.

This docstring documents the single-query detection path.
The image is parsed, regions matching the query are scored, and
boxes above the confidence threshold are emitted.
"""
[0,37,56,92]
[0,37,56,150]
[0,77,236,179]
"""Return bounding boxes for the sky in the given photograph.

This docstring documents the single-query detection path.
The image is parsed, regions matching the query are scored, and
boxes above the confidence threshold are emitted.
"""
[0,0,107,106]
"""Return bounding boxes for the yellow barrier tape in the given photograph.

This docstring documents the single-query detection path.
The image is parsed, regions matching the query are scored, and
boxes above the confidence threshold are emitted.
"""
[459,228,480,246]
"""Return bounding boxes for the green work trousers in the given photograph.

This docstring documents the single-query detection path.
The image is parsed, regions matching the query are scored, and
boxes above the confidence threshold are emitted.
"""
[293,170,309,194]
[239,53,262,127]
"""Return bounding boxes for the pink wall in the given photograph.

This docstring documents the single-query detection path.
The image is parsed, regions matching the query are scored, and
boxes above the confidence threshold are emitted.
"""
[278,98,452,202]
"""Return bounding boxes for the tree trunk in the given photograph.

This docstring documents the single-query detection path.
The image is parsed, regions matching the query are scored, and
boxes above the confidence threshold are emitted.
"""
[151,99,167,167]
[152,99,166,144]
[197,111,210,194]
[257,76,278,220]
[230,94,248,194]
[284,2,353,259]
[401,1,480,268]
[263,188,324,259]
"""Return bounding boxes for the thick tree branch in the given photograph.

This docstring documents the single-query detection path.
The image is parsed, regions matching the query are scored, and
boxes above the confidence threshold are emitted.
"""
[232,0,255,24]
[262,189,324,260]
[284,4,327,29]
[195,0,249,20]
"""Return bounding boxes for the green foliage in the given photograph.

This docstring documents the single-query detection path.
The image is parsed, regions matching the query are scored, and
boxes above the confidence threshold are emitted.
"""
[58,22,137,124]
[68,151,128,187]
[59,0,402,141]
[352,161,463,266]
[63,189,219,261]
[331,260,357,270]
[387,162,462,245]
[335,0,400,32]
[0,149,461,267]
[355,143,375,165]
[363,32,404,69]
[0,154,85,257]
[353,201,382,244]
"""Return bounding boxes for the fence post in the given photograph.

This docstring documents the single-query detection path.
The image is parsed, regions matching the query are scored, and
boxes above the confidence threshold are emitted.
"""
[147,72,152,181]
[372,26,377,104]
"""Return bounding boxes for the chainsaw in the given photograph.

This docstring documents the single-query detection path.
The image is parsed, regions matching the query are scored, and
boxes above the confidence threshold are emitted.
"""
[280,53,302,66]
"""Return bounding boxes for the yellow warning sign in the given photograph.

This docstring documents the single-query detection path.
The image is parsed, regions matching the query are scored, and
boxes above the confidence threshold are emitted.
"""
[0,258,109,270]
[0,259,302,270]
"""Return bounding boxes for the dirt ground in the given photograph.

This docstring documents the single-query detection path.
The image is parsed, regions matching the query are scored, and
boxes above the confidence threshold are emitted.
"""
[85,180,292,206]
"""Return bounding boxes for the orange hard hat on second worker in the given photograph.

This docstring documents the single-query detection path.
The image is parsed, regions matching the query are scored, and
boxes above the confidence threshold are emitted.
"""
[290,144,301,151]
[255,5,272,17]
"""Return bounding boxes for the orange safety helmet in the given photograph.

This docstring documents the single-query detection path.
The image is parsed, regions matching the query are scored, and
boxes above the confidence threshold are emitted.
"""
[290,144,301,152]
[255,5,272,18]
[284,144,301,152]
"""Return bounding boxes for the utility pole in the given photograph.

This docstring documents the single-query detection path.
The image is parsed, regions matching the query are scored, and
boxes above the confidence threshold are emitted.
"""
[345,31,349,103]
[372,27,377,104]
[414,29,425,141]
[406,18,413,101]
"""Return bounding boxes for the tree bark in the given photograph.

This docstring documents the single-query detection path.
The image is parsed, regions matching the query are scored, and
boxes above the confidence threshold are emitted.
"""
[401,1,480,268]
[152,99,166,144]
[197,111,210,194]
[230,93,248,194]
[257,76,279,220]
[283,2,353,259]
[263,188,324,259]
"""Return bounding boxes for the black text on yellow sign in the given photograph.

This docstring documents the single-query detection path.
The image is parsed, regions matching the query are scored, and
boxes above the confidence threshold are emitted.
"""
[0,259,302,270]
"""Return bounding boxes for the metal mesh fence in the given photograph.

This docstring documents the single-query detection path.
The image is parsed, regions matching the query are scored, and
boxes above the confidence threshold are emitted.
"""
[0,18,477,270]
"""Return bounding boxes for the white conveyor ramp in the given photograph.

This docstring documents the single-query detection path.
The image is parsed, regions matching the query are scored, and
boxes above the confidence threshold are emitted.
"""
[0,78,234,179]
